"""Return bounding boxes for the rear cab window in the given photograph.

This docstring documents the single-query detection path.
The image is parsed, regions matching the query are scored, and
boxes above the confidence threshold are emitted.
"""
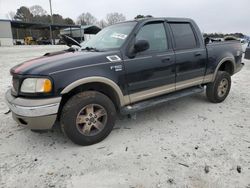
[169,23,198,50]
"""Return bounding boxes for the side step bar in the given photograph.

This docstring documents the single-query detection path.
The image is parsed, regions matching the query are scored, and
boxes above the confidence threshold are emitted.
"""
[120,86,204,115]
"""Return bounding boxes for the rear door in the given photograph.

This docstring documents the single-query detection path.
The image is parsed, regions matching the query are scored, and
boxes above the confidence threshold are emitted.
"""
[169,22,207,90]
[124,21,176,103]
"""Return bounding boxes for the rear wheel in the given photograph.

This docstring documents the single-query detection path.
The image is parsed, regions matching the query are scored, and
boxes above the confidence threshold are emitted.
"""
[60,91,116,145]
[206,71,231,103]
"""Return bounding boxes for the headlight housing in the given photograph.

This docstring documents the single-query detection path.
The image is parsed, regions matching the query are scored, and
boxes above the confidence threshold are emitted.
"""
[20,78,52,93]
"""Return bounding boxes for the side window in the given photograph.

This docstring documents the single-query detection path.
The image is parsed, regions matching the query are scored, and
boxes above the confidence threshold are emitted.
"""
[136,23,168,52]
[170,23,197,50]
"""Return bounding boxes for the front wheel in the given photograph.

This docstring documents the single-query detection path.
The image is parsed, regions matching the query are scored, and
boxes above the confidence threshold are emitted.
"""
[206,71,231,103]
[60,91,116,145]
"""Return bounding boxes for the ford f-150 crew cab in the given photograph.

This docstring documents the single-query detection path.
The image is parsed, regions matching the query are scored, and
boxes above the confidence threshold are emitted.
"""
[5,17,244,145]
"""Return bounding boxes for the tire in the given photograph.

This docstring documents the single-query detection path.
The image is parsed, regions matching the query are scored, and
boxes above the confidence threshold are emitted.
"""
[60,91,116,146]
[206,71,231,103]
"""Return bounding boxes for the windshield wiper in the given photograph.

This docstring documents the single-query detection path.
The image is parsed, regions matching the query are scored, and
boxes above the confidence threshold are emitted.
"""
[81,46,100,52]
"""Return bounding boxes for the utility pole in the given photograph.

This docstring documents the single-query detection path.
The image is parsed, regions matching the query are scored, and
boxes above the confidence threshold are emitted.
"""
[49,0,54,44]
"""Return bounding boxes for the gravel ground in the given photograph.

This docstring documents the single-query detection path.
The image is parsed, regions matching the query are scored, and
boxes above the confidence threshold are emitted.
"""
[0,46,250,188]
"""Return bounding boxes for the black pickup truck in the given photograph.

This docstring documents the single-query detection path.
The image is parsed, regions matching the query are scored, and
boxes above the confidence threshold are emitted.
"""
[5,17,244,145]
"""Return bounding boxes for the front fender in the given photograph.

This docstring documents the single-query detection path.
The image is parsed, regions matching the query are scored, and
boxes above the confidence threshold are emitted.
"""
[60,76,130,106]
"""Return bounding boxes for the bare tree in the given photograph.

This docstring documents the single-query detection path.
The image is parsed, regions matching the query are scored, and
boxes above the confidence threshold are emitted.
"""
[97,19,108,28]
[76,12,97,25]
[6,11,15,20]
[29,5,47,16]
[106,12,126,25]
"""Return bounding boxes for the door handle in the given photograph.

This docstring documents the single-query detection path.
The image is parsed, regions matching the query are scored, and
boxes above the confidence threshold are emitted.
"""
[194,53,202,57]
[161,57,171,63]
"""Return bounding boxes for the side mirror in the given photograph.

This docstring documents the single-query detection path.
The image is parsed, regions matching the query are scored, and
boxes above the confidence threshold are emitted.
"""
[204,37,210,45]
[127,40,150,58]
[134,40,150,53]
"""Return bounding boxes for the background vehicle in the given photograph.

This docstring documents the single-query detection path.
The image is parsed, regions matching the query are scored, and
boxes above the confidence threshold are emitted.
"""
[5,17,244,145]
[24,36,37,45]
[37,37,51,45]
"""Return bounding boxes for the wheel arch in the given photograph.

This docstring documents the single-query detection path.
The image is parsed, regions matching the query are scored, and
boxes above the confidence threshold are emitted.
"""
[60,77,129,109]
[212,57,236,81]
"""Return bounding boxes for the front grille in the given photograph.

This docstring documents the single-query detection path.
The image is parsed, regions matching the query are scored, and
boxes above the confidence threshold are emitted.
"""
[11,77,19,96]
[12,78,19,91]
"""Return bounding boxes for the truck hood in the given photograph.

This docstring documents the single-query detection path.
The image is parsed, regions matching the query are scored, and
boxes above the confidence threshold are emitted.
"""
[11,50,121,75]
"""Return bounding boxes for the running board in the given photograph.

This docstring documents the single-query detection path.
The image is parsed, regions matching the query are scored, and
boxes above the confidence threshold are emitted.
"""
[120,86,204,115]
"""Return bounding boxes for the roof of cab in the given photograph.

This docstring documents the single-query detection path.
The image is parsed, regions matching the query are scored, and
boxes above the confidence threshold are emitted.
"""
[118,17,194,25]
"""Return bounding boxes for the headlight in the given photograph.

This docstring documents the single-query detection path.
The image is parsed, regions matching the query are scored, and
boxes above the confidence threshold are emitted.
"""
[20,78,52,93]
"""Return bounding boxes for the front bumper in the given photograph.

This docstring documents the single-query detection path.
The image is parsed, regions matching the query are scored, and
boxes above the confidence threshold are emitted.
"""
[5,89,61,130]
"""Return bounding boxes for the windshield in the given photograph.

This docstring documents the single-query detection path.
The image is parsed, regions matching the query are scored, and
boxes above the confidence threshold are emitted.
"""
[81,22,136,51]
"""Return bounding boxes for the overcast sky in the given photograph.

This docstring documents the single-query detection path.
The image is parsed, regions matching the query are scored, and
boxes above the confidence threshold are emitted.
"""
[0,0,250,35]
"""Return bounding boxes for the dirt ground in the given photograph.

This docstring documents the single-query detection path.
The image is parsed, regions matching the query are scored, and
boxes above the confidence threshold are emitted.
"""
[0,46,249,188]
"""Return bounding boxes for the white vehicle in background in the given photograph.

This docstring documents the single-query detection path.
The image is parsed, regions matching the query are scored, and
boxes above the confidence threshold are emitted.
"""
[240,39,248,52]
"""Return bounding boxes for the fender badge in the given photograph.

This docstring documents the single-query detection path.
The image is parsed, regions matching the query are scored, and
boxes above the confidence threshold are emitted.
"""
[110,65,123,72]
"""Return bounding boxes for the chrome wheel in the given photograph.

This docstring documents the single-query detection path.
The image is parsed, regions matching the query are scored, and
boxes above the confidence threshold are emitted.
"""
[217,78,229,97]
[76,104,107,136]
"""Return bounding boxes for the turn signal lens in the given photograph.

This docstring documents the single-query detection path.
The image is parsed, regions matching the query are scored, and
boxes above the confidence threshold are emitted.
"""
[43,79,52,92]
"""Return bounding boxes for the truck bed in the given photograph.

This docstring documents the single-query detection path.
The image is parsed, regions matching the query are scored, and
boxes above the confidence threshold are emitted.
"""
[205,40,242,75]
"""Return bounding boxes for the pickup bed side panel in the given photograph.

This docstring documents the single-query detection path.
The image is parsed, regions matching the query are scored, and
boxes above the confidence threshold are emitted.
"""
[205,41,243,79]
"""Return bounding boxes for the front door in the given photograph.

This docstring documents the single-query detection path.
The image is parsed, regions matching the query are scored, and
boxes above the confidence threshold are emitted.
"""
[123,21,176,103]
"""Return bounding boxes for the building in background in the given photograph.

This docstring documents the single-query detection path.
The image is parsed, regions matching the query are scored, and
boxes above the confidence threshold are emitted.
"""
[0,20,14,46]
[0,19,101,46]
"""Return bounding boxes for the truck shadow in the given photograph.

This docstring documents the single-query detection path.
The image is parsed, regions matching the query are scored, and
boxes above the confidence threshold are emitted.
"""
[116,92,209,129]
